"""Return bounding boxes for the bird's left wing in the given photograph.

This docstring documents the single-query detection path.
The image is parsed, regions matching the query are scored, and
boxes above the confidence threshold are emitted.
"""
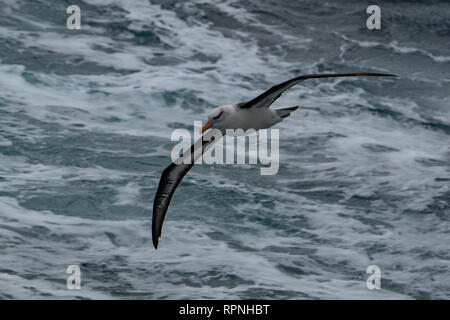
[238,72,396,109]
[152,133,218,249]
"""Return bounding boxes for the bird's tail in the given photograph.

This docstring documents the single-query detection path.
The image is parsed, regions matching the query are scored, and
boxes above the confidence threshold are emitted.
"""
[276,106,299,119]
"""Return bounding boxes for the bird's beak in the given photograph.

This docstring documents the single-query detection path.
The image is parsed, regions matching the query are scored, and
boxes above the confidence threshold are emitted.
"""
[199,118,213,134]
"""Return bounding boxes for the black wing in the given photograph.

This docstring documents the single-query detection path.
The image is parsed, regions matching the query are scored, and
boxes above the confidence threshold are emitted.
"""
[152,134,218,249]
[238,72,397,109]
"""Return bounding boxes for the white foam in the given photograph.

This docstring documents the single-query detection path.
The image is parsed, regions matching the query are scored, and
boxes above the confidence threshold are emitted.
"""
[337,33,450,63]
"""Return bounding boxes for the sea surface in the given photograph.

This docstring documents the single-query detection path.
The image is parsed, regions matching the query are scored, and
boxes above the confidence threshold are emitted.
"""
[0,0,449,299]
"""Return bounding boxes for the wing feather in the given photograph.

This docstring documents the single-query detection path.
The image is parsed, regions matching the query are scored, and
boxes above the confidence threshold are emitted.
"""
[238,72,396,109]
[152,135,218,249]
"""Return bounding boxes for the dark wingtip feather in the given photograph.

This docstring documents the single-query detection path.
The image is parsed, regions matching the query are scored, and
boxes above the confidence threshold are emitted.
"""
[367,73,397,77]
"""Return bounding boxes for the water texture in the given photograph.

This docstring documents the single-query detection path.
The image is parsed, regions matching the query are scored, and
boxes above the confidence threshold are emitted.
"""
[0,0,449,299]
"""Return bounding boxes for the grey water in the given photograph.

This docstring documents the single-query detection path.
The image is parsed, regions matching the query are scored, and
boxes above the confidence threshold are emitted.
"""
[0,0,449,299]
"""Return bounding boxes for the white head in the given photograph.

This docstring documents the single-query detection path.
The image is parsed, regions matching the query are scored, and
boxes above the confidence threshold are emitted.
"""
[199,105,233,134]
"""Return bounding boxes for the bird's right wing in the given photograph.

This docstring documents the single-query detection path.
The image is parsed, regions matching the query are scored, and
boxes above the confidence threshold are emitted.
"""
[237,72,396,109]
[152,132,219,249]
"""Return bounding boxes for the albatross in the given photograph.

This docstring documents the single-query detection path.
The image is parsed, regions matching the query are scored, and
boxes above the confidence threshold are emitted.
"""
[152,72,396,249]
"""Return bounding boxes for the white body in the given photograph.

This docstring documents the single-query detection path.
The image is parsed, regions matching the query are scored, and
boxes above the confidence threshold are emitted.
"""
[211,104,282,135]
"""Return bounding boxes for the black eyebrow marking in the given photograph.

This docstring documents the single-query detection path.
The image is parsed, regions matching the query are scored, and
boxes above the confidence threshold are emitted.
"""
[213,110,223,119]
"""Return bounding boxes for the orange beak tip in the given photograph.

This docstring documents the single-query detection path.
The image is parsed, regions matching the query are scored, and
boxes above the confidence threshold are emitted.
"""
[200,119,213,134]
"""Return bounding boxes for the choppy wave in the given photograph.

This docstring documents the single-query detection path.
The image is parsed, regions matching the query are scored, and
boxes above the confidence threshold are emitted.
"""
[0,0,449,299]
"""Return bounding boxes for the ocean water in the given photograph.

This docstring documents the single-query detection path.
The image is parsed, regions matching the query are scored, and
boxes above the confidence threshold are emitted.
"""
[0,0,449,299]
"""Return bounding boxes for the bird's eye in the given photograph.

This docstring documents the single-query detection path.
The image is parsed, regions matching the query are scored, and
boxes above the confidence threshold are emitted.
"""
[213,111,223,120]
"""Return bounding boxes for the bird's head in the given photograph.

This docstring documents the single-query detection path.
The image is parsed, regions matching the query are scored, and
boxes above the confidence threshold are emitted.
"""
[199,105,232,134]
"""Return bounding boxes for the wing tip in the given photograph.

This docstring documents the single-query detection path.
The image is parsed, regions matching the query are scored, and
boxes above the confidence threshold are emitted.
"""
[373,73,398,77]
[152,236,159,249]
[152,229,160,249]
[359,72,397,77]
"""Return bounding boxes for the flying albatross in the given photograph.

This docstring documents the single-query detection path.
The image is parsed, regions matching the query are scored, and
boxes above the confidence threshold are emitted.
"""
[152,72,396,249]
